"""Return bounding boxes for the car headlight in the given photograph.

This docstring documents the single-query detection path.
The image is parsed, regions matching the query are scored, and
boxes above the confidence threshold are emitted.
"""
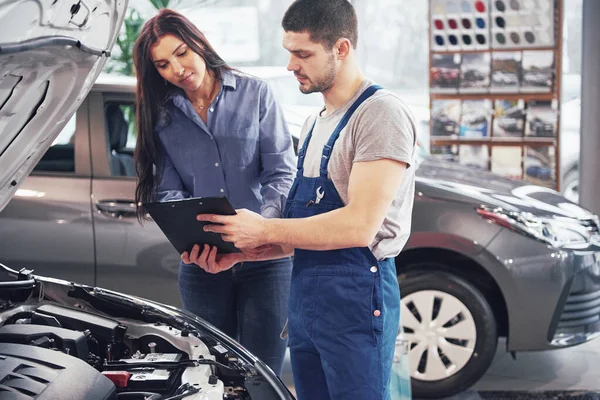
[477,207,592,248]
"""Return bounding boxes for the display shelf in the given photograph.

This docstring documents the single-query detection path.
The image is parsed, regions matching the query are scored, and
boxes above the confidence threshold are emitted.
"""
[430,138,556,147]
[431,93,555,101]
[432,47,556,55]
[428,0,562,190]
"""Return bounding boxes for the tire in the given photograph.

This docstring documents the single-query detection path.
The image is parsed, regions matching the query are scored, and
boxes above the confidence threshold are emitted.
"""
[397,269,498,399]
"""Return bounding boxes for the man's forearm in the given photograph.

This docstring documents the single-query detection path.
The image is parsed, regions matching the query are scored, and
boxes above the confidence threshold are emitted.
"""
[264,205,375,251]
[251,244,294,261]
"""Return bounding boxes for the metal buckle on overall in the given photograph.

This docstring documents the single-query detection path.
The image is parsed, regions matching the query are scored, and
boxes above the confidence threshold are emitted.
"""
[280,318,289,339]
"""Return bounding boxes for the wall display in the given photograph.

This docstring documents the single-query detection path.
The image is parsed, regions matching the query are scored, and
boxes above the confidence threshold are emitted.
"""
[491,51,521,92]
[432,99,461,137]
[428,0,562,190]
[491,146,523,179]
[459,53,491,93]
[430,144,459,162]
[459,100,493,138]
[525,99,558,138]
[524,145,556,188]
[493,99,526,139]
[520,50,554,92]
[431,54,462,93]
[459,145,490,169]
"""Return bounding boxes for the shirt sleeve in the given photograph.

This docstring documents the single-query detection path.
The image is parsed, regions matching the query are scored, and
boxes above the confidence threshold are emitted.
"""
[257,82,297,219]
[155,150,190,202]
[351,94,416,168]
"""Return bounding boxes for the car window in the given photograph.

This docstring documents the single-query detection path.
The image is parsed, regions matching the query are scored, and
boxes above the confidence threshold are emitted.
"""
[105,102,136,177]
[122,105,137,150]
[32,113,77,174]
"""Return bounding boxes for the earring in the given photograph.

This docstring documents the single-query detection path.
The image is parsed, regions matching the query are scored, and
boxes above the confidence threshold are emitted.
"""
[164,79,168,86]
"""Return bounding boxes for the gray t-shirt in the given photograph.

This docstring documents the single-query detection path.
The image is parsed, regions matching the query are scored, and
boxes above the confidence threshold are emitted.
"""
[298,79,416,260]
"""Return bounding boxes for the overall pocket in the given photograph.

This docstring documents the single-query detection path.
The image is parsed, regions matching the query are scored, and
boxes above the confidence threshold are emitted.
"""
[316,274,372,331]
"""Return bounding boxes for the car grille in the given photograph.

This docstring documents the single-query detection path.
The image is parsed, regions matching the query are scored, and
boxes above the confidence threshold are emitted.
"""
[558,289,600,329]
[580,216,600,233]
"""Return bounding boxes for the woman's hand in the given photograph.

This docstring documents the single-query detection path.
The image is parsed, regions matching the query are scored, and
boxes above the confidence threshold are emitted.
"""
[181,244,274,274]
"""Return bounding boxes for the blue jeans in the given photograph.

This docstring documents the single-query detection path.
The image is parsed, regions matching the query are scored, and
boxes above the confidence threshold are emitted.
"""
[178,257,292,376]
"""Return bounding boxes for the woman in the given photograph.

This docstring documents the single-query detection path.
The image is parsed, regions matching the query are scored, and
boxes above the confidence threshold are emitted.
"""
[132,8,296,376]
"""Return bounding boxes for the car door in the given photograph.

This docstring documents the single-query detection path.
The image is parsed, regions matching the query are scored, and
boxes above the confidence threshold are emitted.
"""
[87,91,182,307]
[0,102,96,285]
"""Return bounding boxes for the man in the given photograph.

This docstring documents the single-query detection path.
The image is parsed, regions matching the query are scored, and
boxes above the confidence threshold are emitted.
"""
[183,0,417,398]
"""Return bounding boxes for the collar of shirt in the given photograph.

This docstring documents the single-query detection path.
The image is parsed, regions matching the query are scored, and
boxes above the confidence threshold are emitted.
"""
[164,68,237,104]
[157,69,237,132]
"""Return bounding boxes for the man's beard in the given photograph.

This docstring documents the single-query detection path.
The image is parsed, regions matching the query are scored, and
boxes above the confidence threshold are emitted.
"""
[299,53,336,94]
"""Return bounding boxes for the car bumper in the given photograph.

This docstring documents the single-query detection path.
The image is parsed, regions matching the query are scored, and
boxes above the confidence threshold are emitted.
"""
[549,249,600,347]
[482,230,600,351]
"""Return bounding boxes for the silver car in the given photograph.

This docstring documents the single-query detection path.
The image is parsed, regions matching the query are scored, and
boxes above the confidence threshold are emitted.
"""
[0,74,184,307]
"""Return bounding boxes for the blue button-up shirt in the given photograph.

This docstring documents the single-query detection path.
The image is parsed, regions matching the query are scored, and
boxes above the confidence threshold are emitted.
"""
[154,69,296,219]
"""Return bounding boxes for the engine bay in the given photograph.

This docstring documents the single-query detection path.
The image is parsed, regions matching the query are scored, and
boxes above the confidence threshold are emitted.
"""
[0,303,275,400]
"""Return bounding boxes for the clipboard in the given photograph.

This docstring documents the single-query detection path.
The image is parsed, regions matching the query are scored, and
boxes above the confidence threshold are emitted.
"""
[144,196,241,255]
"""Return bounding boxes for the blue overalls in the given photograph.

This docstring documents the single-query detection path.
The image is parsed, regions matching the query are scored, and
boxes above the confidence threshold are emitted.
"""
[284,85,402,400]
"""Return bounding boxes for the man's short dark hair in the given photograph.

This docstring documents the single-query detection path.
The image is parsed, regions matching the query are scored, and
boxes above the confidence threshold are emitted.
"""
[282,0,358,50]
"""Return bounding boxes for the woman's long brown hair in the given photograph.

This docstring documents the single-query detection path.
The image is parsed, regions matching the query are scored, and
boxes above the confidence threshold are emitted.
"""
[133,8,232,222]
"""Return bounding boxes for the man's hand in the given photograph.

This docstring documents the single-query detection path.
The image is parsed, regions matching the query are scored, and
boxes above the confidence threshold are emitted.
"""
[197,209,271,249]
[182,243,274,274]
[199,159,407,252]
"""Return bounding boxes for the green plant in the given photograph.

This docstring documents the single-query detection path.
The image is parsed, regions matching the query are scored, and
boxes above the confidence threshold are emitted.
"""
[105,8,145,76]
[148,0,172,9]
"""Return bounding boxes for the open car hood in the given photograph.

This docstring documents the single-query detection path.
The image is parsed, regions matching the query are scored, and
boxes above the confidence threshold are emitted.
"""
[0,263,294,399]
[0,0,126,212]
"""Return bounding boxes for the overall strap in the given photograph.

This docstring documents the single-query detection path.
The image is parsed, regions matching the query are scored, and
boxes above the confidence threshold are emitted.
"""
[295,84,383,177]
[295,118,317,177]
[319,84,383,177]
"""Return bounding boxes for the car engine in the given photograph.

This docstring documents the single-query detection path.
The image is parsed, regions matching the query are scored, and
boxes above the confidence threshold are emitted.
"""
[0,303,273,400]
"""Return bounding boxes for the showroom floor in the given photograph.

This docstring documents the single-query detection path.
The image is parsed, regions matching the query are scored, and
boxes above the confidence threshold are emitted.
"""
[280,337,600,399]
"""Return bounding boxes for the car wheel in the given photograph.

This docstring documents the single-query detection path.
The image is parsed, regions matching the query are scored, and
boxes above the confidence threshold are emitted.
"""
[562,169,579,204]
[396,270,498,398]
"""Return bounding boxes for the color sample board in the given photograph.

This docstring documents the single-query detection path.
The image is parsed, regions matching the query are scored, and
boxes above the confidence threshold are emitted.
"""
[430,0,554,51]
[490,0,555,49]
[431,0,491,51]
